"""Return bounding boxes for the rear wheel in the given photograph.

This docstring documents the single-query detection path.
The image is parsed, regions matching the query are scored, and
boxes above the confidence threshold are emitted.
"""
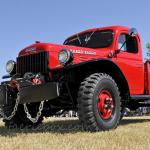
[77,73,121,131]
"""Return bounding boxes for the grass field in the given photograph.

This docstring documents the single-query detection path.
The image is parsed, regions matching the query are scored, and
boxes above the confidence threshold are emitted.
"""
[0,116,150,150]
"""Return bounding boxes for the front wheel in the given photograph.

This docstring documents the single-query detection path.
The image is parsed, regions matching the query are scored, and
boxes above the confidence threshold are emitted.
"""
[77,73,121,131]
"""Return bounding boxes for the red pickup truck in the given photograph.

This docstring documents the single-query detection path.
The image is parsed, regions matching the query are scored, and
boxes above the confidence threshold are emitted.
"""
[0,25,150,131]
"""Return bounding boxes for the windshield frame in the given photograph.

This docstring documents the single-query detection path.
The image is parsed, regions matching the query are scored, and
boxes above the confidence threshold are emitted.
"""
[63,29,114,49]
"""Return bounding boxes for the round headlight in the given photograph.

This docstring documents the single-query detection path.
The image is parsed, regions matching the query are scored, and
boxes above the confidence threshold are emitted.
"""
[6,60,16,74]
[58,49,73,65]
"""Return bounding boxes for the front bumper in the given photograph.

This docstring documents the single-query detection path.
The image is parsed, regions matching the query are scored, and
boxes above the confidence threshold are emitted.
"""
[0,82,60,105]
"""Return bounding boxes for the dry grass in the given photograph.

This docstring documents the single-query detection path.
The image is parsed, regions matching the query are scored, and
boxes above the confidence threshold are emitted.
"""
[0,116,150,150]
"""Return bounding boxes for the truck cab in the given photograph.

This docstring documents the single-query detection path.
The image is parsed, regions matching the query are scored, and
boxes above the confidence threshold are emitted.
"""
[0,25,150,131]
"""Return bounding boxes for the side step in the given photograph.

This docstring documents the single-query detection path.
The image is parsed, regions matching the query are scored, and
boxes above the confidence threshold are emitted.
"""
[130,95,150,101]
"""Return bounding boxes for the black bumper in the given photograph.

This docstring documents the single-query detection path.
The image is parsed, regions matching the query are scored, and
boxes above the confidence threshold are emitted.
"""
[0,82,60,104]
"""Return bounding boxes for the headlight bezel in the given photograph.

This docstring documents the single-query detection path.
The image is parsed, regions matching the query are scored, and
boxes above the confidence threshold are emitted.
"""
[58,49,73,65]
[6,60,16,74]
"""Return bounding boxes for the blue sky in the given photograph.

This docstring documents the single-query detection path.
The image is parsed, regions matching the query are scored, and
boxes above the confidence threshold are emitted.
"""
[0,0,149,80]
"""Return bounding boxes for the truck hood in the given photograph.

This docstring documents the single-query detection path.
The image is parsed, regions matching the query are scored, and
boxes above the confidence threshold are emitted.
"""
[19,42,112,70]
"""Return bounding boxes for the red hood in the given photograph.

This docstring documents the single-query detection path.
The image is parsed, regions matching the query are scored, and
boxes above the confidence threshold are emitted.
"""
[19,42,112,70]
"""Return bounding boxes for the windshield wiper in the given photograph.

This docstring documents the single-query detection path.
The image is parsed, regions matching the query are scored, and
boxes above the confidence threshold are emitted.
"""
[77,34,82,45]
[84,31,96,45]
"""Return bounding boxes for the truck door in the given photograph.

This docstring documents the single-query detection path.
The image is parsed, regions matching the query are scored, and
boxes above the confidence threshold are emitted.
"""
[115,32,144,95]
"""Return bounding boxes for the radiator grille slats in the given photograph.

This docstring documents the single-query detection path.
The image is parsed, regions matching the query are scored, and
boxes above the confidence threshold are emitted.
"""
[16,51,48,75]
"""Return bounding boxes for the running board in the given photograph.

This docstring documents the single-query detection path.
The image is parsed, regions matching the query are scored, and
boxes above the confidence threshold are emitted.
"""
[130,95,150,101]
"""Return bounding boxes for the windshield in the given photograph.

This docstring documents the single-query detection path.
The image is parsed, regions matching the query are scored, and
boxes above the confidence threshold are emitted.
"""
[64,30,114,49]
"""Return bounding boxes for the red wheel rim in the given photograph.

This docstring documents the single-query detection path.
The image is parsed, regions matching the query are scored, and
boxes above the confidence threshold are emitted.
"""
[97,90,114,120]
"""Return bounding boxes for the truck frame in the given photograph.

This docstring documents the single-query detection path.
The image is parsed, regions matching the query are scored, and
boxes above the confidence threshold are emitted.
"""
[0,25,150,131]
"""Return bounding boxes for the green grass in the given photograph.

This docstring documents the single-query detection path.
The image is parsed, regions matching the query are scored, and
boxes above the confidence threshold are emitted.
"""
[0,116,150,150]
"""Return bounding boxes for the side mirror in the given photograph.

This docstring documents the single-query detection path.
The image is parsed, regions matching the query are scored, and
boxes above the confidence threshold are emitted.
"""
[129,28,138,37]
[115,28,138,56]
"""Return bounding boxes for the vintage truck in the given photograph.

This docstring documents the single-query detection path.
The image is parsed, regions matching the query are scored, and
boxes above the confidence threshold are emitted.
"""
[0,25,150,131]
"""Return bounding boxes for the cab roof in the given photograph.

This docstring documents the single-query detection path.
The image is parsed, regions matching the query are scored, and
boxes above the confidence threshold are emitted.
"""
[65,25,129,42]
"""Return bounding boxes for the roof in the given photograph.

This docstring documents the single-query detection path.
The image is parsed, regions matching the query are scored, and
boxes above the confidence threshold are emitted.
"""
[65,25,129,41]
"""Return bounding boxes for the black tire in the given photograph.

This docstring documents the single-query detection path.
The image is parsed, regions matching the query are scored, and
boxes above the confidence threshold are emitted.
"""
[77,73,121,131]
[3,103,43,129]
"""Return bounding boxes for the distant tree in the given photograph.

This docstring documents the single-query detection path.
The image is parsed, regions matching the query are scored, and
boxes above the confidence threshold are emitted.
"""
[146,43,150,59]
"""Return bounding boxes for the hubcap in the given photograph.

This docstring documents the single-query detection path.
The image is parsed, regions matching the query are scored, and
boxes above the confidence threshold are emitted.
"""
[98,90,114,119]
